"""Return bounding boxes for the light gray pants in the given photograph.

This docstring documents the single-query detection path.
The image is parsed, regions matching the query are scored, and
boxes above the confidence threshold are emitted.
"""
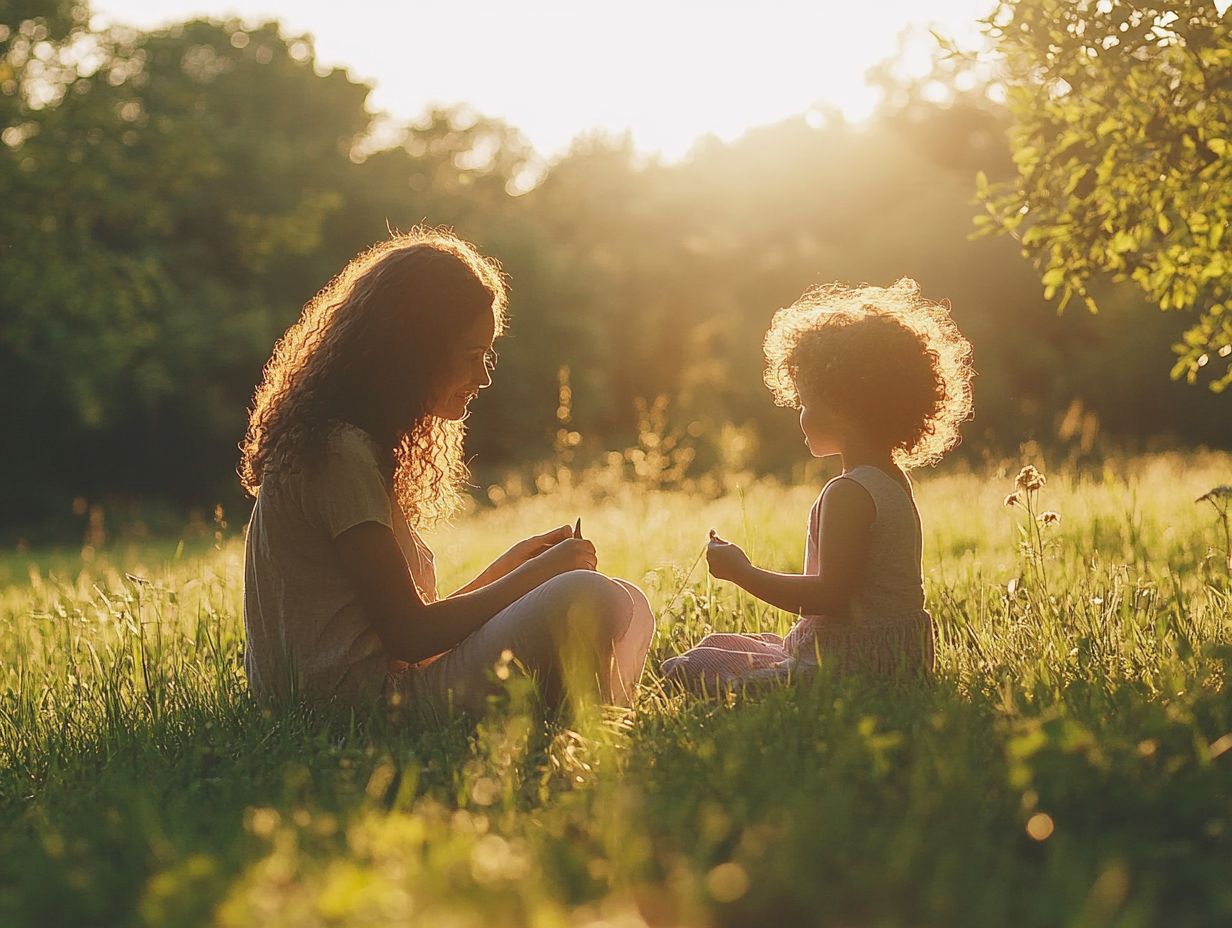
[387,570,655,717]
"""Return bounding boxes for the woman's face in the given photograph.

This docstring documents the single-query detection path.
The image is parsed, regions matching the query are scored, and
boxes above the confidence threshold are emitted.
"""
[428,309,497,420]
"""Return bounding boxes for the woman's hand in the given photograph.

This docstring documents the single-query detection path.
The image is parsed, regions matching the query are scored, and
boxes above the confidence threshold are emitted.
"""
[706,529,751,582]
[534,537,598,577]
[504,524,575,570]
[452,524,583,597]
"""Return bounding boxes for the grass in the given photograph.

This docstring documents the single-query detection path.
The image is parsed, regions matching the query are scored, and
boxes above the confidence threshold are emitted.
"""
[2,453,1231,927]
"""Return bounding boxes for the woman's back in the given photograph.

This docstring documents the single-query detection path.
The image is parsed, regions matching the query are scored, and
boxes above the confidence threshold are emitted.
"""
[243,422,435,706]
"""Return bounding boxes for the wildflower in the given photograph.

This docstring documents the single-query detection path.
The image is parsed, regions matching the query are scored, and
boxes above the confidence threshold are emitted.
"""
[1196,485,1232,504]
[1197,485,1232,573]
[1039,511,1061,526]
[1015,465,1046,492]
[1004,491,1022,508]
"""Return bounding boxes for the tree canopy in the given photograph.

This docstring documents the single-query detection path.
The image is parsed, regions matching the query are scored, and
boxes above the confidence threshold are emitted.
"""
[2,3,1229,535]
[978,0,1232,390]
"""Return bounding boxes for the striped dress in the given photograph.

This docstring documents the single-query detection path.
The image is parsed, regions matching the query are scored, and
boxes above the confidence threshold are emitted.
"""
[661,465,935,690]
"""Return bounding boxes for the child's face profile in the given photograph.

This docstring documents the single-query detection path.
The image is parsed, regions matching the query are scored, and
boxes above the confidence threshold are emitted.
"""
[799,395,845,458]
[428,309,497,421]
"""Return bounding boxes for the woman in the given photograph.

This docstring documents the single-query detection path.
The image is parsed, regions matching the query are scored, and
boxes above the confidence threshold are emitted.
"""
[238,227,654,717]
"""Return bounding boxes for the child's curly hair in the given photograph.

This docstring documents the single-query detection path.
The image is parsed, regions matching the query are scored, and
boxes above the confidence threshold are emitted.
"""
[239,227,508,527]
[763,278,973,469]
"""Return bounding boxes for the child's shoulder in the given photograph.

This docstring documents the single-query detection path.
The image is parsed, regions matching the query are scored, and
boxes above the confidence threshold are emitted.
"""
[814,472,877,522]
[839,464,914,499]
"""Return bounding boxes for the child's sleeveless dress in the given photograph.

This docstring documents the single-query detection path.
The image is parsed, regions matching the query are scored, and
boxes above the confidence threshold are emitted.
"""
[660,465,934,688]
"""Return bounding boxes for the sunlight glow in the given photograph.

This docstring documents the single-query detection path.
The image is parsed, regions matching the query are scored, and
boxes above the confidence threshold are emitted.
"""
[92,0,994,160]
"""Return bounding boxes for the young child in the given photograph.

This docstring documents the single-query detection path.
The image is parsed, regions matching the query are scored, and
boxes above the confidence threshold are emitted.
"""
[661,279,973,690]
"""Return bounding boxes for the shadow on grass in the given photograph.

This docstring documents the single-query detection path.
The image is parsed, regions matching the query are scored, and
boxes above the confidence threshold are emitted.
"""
[3,661,1232,927]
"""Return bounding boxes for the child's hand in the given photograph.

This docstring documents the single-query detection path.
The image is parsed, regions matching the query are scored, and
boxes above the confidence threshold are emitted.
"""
[706,529,751,582]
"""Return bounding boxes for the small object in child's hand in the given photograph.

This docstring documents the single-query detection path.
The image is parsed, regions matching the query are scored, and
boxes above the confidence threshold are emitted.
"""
[573,517,583,539]
[709,528,718,541]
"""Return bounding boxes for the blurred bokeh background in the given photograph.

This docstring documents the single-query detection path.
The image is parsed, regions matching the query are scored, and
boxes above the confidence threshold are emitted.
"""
[3,0,1228,541]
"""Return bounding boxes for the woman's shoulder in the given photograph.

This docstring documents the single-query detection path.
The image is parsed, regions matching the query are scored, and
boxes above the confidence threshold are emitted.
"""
[325,420,381,454]
[257,421,377,488]
[319,421,395,472]
[271,420,391,498]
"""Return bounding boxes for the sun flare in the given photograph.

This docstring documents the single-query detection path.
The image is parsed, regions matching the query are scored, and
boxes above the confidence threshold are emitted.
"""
[92,0,993,160]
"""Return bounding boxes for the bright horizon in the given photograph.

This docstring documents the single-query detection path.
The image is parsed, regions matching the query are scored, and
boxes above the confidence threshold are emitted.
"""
[92,0,995,162]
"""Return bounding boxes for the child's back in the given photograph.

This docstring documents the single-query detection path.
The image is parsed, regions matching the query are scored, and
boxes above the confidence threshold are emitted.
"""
[785,465,933,676]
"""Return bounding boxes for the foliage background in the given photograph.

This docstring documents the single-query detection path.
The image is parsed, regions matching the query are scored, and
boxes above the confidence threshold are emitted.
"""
[4,4,1232,925]
[3,1,1229,538]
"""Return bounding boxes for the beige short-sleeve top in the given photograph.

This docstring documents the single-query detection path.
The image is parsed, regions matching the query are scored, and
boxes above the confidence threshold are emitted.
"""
[242,422,436,706]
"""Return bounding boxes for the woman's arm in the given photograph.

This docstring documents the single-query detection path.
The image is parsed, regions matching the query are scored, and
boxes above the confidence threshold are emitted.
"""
[449,525,575,596]
[707,478,874,616]
[335,521,595,664]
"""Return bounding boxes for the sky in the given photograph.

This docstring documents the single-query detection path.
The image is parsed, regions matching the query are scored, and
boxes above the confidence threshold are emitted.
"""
[92,0,996,161]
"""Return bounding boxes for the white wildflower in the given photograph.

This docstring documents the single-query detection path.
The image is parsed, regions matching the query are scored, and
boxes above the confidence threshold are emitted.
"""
[1196,485,1232,504]
[1015,465,1046,492]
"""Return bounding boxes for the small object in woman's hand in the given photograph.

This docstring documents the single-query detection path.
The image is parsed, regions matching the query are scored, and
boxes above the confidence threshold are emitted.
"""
[573,517,583,539]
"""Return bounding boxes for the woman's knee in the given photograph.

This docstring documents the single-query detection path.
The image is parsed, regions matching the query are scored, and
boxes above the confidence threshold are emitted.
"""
[549,570,635,642]
[611,578,655,644]
[611,577,650,611]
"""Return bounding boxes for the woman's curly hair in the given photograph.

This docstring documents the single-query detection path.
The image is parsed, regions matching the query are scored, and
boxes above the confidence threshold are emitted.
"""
[239,227,508,527]
[763,278,973,469]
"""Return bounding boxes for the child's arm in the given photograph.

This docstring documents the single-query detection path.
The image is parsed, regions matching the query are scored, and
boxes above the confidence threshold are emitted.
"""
[707,478,874,616]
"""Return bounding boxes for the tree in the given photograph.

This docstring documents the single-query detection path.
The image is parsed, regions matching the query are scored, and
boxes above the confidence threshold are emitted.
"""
[0,17,375,520]
[977,0,1232,390]
[1,0,88,126]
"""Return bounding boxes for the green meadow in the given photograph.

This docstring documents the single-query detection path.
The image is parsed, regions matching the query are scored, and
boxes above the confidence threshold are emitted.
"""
[3,455,1231,927]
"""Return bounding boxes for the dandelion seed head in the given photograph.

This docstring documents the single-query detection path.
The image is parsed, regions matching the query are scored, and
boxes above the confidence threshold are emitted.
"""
[1015,465,1046,491]
[1196,485,1232,503]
